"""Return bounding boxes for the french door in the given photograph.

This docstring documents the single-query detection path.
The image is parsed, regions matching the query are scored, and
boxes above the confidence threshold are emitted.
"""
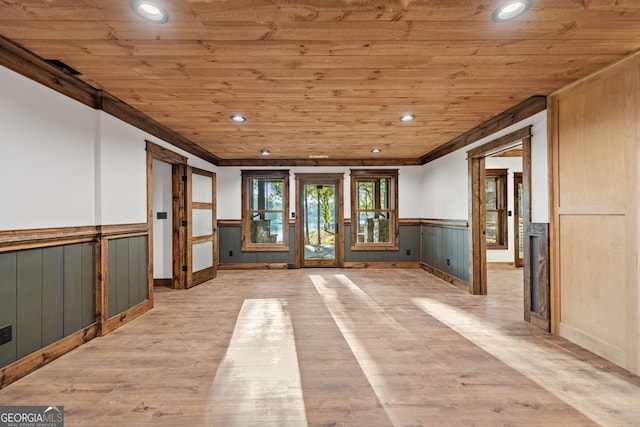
[296,174,343,267]
[186,167,217,287]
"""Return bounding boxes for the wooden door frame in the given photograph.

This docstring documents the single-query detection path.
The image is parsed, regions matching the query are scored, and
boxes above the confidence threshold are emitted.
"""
[295,173,344,268]
[467,126,532,295]
[146,140,188,291]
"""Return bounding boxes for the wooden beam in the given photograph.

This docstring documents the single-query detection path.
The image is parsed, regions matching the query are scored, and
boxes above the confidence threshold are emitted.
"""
[420,96,546,164]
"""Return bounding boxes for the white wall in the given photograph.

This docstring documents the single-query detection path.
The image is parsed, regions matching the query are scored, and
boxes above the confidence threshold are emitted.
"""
[0,66,96,230]
[215,166,423,220]
[98,112,148,225]
[421,110,549,223]
[0,65,216,233]
[485,156,523,263]
[152,159,173,278]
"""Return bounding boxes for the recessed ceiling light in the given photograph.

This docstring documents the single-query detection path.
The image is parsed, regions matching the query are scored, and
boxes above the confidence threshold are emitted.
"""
[260,149,271,156]
[230,115,246,123]
[371,148,382,153]
[130,0,169,24]
[492,0,531,22]
[400,114,415,122]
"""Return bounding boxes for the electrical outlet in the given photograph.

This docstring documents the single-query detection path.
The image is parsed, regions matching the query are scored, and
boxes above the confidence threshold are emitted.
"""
[446,258,451,266]
[0,325,12,345]
[406,249,411,255]
[228,250,233,257]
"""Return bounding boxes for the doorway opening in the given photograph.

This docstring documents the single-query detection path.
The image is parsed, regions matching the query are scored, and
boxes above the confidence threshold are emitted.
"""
[467,127,550,331]
[147,141,188,290]
[485,146,523,269]
[295,174,344,268]
[146,141,217,290]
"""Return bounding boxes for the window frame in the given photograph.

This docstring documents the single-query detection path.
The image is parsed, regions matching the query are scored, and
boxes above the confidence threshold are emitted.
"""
[241,170,290,252]
[485,168,508,249]
[349,169,399,251]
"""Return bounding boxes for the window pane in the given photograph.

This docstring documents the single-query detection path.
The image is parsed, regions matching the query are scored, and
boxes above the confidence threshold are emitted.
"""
[378,178,389,209]
[251,178,283,210]
[486,211,498,244]
[357,181,374,210]
[485,178,497,209]
[357,211,391,243]
[250,213,284,244]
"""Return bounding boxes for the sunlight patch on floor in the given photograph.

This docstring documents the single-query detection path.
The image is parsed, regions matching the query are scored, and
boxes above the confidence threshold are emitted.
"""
[207,298,307,426]
[310,274,398,426]
[334,274,407,333]
[412,297,640,426]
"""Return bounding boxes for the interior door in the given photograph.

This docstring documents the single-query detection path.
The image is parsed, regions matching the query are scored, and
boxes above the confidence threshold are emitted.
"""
[297,174,343,267]
[186,167,217,288]
[513,172,524,267]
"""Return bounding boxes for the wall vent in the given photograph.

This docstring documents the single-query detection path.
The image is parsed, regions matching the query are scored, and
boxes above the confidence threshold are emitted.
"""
[45,59,82,76]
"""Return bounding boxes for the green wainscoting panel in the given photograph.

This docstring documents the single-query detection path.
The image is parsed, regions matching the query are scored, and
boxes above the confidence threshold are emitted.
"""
[63,243,83,337]
[42,246,64,347]
[63,243,95,336]
[115,238,130,315]
[218,223,419,266]
[80,242,96,327]
[422,223,469,284]
[344,224,421,263]
[127,236,146,307]
[218,224,295,265]
[0,242,96,370]
[16,249,43,360]
[108,241,117,318]
[108,236,149,319]
[0,252,18,368]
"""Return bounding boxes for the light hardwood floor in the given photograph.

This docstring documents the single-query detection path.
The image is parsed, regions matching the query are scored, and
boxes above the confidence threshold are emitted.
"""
[0,268,639,426]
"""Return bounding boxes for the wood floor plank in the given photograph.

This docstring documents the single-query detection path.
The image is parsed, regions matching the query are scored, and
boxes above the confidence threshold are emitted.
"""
[0,268,638,426]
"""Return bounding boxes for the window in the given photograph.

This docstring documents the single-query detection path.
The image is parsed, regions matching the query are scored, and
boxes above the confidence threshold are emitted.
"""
[350,169,398,250]
[485,169,508,248]
[241,170,289,251]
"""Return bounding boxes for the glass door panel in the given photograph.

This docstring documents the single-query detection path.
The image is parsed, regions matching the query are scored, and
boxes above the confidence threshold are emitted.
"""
[302,183,337,266]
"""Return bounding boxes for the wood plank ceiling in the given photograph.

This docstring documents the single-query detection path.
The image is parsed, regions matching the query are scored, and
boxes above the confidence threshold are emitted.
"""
[0,0,639,163]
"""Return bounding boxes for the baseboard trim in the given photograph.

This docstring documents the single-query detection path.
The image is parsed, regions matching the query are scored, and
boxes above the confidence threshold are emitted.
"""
[218,263,289,270]
[153,278,172,287]
[487,262,518,270]
[0,324,98,389]
[420,263,469,292]
[559,322,625,368]
[343,262,421,269]
[103,299,153,336]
